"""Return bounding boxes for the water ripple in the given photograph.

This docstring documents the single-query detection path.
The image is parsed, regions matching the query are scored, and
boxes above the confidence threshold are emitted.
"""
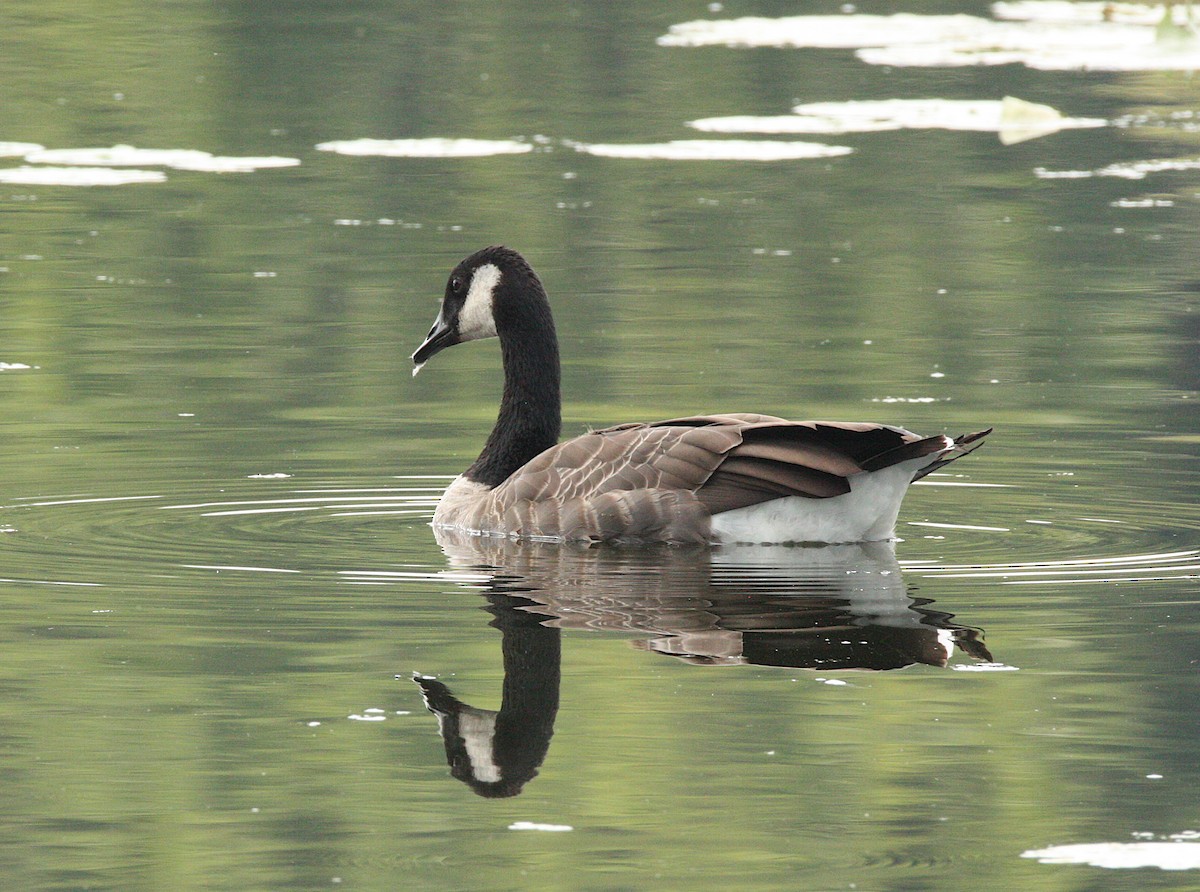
[903,548,1200,586]
[2,449,1196,598]
[0,476,449,589]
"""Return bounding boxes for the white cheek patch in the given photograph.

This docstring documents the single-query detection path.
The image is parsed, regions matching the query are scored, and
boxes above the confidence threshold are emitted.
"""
[458,263,501,341]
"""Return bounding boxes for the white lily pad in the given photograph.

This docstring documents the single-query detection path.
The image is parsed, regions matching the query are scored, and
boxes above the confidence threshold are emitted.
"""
[315,138,534,157]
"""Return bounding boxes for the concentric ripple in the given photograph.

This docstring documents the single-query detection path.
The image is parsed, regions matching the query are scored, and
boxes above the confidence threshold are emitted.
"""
[0,476,450,590]
[896,430,1200,585]
[2,445,1196,600]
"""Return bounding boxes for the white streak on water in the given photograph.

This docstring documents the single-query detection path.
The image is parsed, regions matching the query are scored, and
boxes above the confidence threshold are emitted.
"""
[0,577,103,587]
[182,564,302,574]
[21,495,164,507]
[24,145,300,172]
[1004,574,1200,585]
[571,139,852,161]
[917,564,1200,583]
[1038,157,1200,181]
[315,138,533,157]
[198,506,324,517]
[508,822,573,832]
[691,98,1105,142]
[0,142,44,157]
[993,2,1182,26]
[952,663,1020,672]
[1022,842,1200,871]
[291,487,446,493]
[339,570,492,583]
[161,495,433,510]
[327,510,430,517]
[904,549,1200,585]
[907,521,1012,532]
[905,550,1199,571]
[659,8,1200,71]
[0,166,167,186]
[193,501,439,517]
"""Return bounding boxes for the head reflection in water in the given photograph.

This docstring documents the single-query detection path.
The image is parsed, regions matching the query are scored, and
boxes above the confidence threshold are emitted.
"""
[413,532,993,796]
[412,592,560,799]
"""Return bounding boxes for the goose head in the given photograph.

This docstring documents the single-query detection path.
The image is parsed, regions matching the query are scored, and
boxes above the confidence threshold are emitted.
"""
[411,245,552,376]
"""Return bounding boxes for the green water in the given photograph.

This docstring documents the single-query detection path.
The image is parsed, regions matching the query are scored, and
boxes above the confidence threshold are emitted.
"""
[2,1,1199,889]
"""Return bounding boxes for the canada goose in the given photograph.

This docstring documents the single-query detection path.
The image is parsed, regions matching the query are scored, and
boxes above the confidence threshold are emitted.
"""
[412,246,990,544]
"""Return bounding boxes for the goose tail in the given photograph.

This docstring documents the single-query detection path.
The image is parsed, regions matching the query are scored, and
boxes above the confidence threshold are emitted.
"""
[912,428,993,481]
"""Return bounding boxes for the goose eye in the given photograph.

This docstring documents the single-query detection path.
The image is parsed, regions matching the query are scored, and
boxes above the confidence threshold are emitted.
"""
[450,276,464,293]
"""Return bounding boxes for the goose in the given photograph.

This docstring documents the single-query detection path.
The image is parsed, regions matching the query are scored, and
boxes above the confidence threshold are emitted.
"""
[412,246,990,545]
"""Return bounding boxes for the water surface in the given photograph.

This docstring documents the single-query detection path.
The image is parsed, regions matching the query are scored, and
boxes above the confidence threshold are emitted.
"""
[2,1,1199,889]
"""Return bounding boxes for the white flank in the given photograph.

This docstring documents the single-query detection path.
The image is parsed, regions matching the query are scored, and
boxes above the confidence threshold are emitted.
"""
[459,263,501,341]
[711,453,943,544]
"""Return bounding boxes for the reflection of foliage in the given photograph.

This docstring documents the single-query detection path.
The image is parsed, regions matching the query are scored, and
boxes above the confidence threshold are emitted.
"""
[2,2,1196,493]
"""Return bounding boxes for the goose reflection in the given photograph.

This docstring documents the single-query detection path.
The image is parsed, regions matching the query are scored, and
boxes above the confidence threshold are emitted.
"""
[414,529,993,796]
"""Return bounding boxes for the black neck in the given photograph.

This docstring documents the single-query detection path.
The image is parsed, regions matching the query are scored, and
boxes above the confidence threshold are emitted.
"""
[465,300,561,488]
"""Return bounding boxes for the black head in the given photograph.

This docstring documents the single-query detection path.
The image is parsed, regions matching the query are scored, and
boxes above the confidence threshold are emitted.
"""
[411,246,547,374]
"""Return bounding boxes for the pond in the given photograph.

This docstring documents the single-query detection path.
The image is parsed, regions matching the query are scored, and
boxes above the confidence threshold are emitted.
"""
[2,1,1199,888]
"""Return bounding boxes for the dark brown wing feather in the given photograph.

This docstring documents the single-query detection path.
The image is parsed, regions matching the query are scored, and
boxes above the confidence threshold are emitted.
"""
[693,420,915,515]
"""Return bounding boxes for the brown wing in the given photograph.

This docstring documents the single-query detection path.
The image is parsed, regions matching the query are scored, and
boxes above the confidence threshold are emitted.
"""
[484,421,741,542]
[478,415,983,542]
